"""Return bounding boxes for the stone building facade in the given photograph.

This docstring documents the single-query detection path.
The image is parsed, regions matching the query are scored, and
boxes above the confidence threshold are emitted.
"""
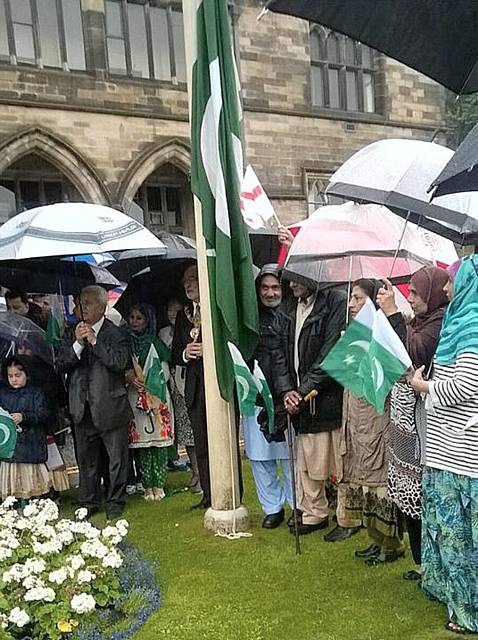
[0,0,446,233]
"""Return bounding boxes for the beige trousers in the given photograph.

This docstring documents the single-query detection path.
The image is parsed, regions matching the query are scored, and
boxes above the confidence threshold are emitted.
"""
[297,430,346,526]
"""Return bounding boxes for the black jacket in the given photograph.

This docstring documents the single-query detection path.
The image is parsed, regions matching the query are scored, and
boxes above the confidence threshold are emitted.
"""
[0,384,50,463]
[254,304,289,400]
[171,307,204,411]
[274,288,347,433]
[56,318,132,431]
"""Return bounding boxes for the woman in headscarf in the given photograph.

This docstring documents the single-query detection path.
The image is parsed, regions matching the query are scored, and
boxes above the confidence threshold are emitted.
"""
[127,303,174,502]
[330,279,403,564]
[411,256,478,635]
[377,266,449,577]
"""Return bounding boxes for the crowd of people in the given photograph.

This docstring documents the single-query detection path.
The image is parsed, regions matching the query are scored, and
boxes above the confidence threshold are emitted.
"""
[0,245,476,634]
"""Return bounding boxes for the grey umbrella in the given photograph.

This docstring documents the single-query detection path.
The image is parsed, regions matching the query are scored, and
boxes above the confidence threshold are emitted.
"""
[266,0,478,94]
[429,123,478,198]
[0,312,53,365]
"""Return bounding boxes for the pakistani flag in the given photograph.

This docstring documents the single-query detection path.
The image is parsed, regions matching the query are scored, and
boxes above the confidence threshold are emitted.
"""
[0,407,17,459]
[189,0,259,402]
[321,299,412,413]
[252,361,275,434]
[45,295,65,347]
[227,342,258,417]
[143,343,166,402]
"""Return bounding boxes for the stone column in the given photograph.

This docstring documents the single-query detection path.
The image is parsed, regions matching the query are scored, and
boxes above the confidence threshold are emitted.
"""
[81,0,107,78]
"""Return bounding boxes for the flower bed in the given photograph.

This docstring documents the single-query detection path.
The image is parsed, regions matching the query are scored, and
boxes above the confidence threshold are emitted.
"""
[0,498,161,640]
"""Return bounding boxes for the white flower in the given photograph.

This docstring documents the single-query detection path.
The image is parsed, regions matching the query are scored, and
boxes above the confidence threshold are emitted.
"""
[71,593,96,615]
[102,551,123,569]
[8,607,30,628]
[67,555,85,571]
[1,496,16,509]
[22,503,39,518]
[75,508,88,521]
[0,547,13,561]
[77,569,96,583]
[48,568,68,585]
[22,575,45,590]
[32,538,62,555]
[0,613,7,629]
[3,564,28,583]
[34,524,56,539]
[115,519,129,537]
[80,539,108,559]
[14,517,30,531]
[57,529,74,545]
[102,526,118,539]
[24,586,55,602]
[24,557,46,574]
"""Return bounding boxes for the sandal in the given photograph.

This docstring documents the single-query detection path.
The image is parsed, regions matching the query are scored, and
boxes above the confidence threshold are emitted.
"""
[445,620,478,635]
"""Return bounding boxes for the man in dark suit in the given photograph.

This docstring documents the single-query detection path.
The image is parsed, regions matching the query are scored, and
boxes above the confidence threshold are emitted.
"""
[171,264,211,509]
[58,285,132,520]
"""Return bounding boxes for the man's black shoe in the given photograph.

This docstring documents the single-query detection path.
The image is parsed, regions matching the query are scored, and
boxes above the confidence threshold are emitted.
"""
[191,498,211,510]
[355,544,381,558]
[365,549,405,566]
[323,525,361,542]
[106,509,124,522]
[291,517,329,536]
[262,509,284,529]
[287,509,303,527]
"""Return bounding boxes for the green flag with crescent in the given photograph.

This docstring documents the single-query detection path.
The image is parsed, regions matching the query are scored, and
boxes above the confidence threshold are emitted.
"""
[227,342,257,416]
[321,298,412,413]
[0,407,17,459]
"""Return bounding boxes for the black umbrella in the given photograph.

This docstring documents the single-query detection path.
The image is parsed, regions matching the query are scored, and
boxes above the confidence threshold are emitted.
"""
[0,258,122,294]
[429,123,478,198]
[266,0,478,94]
[114,259,196,320]
[108,232,195,281]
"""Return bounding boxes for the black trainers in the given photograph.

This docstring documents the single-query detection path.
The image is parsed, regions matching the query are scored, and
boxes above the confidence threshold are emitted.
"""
[355,544,380,558]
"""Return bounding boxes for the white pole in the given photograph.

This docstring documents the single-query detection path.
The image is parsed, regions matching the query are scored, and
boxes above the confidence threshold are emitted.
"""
[182,1,249,534]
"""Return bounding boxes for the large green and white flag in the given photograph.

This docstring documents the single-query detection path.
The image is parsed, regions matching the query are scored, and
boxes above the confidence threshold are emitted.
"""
[143,343,166,402]
[227,342,257,416]
[45,295,64,347]
[321,299,412,413]
[190,0,259,402]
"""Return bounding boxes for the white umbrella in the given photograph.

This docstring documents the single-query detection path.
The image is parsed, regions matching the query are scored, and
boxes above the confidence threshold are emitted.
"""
[326,139,478,246]
[283,202,434,285]
[0,203,166,260]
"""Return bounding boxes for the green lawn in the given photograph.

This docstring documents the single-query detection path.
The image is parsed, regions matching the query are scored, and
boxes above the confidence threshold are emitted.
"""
[118,462,451,640]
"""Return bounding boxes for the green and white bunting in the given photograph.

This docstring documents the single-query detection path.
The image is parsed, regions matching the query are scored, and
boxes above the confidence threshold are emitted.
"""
[190,0,259,402]
[143,343,166,403]
[321,298,412,413]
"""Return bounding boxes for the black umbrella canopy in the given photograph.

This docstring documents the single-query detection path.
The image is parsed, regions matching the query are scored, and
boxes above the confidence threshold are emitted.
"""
[114,258,196,320]
[430,123,478,198]
[0,259,122,295]
[266,0,478,94]
[109,232,195,281]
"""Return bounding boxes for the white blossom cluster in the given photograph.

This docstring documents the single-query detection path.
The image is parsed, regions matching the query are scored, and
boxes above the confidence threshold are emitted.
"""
[0,497,129,636]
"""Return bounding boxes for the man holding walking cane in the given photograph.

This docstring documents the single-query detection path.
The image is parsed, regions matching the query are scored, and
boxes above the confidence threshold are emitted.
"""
[273,278,347,536]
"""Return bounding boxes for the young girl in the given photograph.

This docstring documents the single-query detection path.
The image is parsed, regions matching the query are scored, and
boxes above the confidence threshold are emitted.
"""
[0,356,51,502]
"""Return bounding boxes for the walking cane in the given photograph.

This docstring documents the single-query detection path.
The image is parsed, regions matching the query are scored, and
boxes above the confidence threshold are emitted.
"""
[287,389,318,556]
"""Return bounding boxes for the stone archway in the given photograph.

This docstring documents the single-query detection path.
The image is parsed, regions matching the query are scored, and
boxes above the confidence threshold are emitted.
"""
[117,138,191,212]
[0,127,110,204]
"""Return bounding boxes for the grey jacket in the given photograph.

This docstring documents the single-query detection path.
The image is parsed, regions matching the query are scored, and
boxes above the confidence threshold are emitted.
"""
[57,318,132,431]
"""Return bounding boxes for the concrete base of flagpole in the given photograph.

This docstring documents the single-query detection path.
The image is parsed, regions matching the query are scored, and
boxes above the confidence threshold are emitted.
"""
[204,505,249,535]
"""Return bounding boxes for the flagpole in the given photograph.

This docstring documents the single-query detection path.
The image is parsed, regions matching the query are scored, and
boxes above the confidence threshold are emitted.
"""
[183,1,249,535]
